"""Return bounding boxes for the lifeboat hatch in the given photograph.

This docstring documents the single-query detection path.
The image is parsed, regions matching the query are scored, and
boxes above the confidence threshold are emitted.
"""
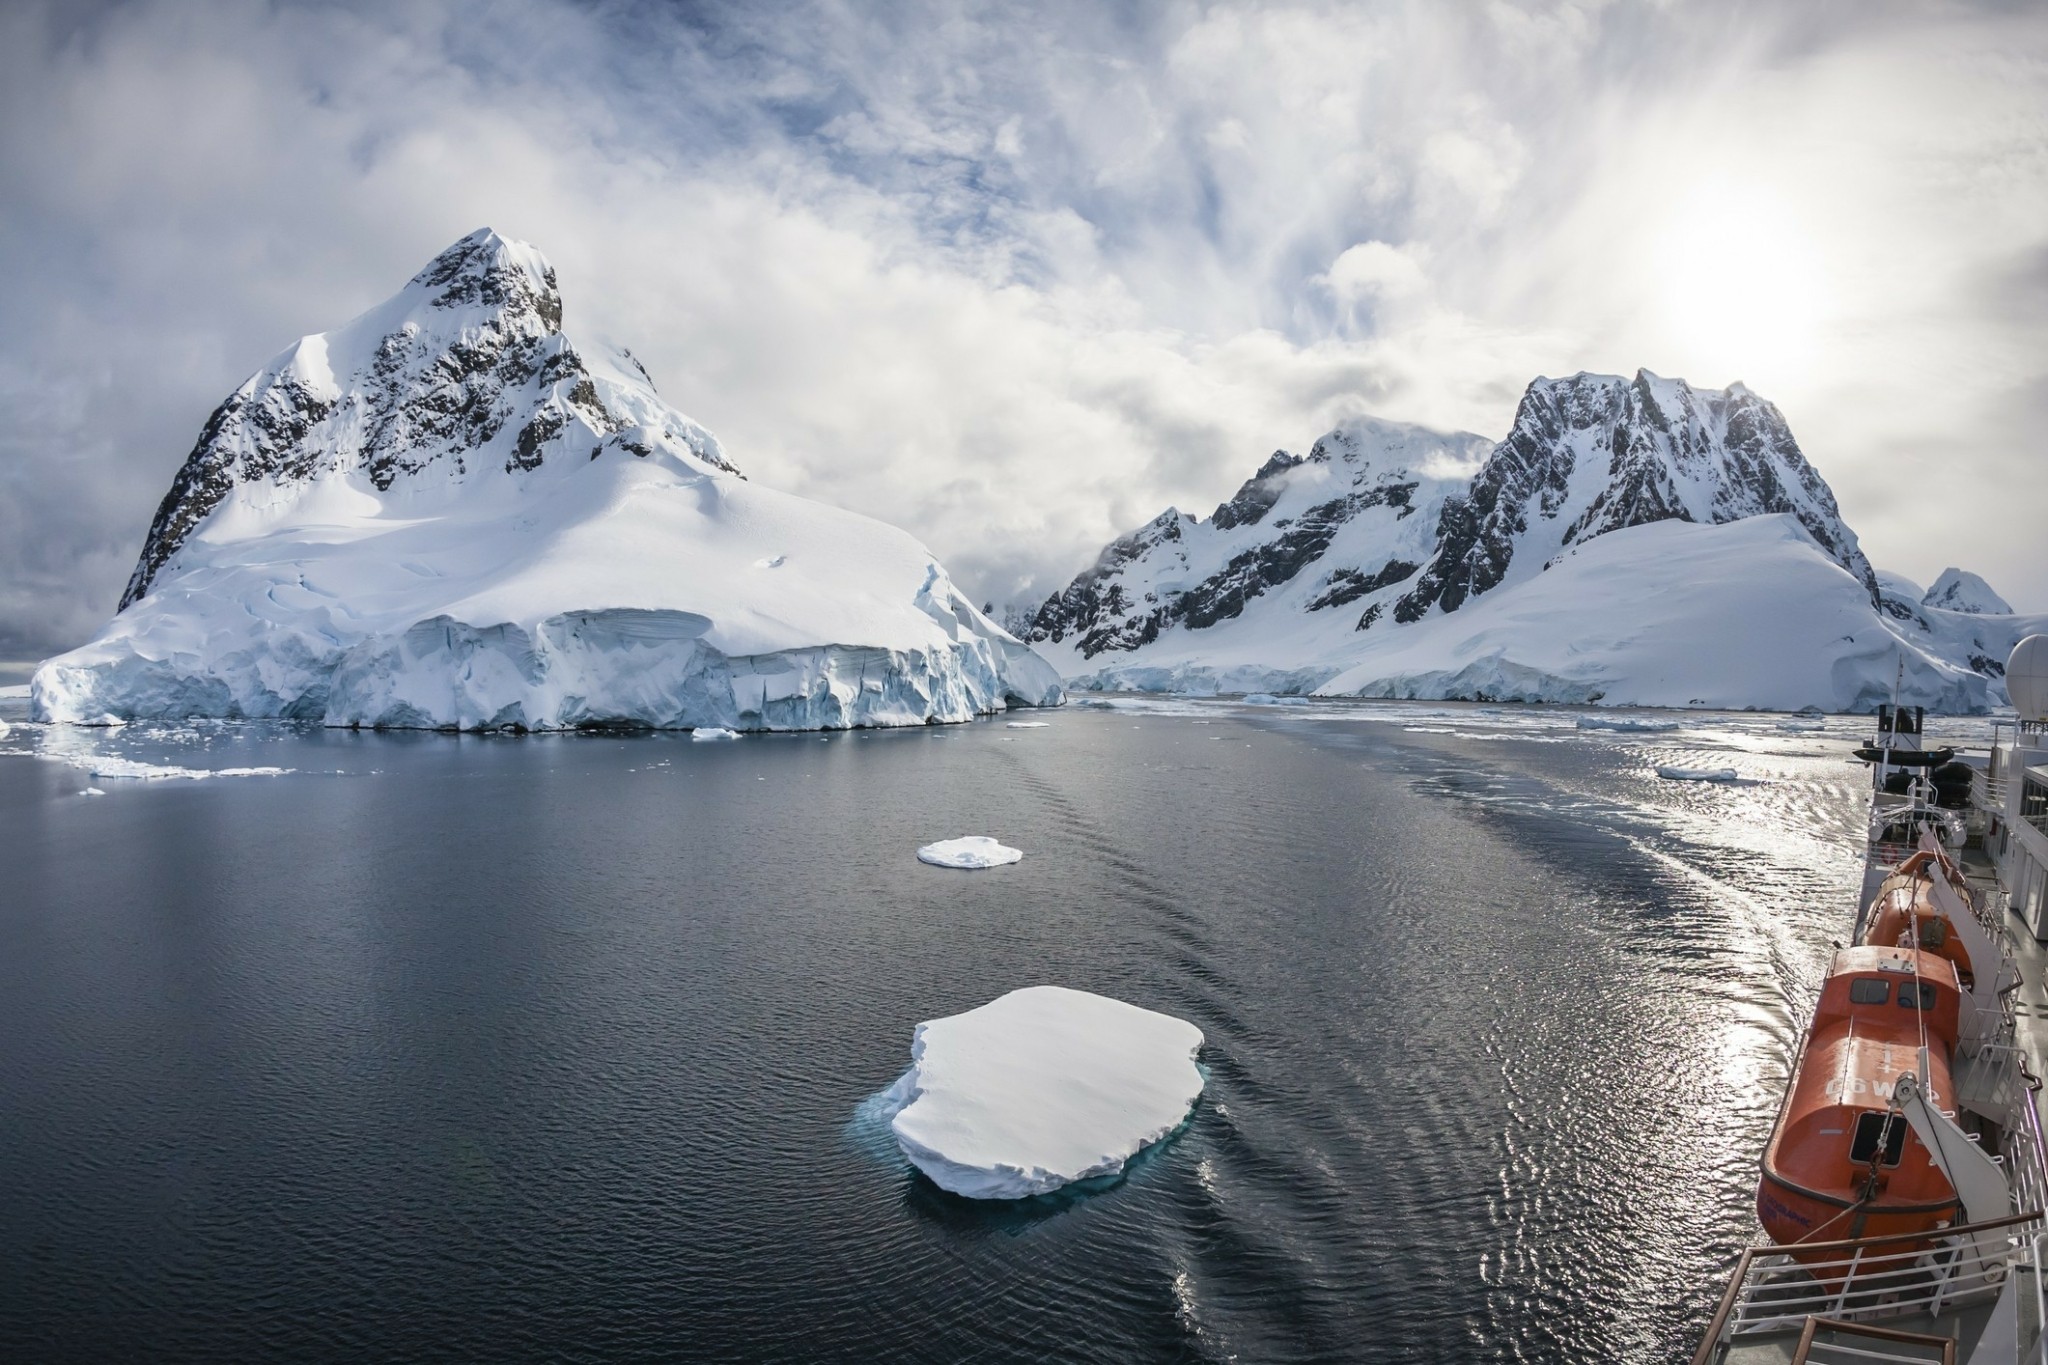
[1848,1112,1907,1167]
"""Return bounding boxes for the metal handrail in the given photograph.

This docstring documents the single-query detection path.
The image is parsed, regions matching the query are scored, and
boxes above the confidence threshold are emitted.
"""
[1691,1211,2045,1365]
[2032,1231,2048,1365]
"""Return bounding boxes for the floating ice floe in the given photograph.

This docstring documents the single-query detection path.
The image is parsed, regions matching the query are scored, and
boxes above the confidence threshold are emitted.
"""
[80,787,105,797]
[882,985,1205,1198]
[1004,721,1051,729]
[691,727,741,741]
[1576,715,1682,733]
[1656,764,1742,784]
[67,755,293,781]
[916,836,1022,869]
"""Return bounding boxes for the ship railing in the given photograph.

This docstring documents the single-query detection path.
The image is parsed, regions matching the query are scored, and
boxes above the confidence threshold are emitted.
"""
[2033,1232,2048,1365]
[1974,766,2008,817]
[1691,1211,2044,1365]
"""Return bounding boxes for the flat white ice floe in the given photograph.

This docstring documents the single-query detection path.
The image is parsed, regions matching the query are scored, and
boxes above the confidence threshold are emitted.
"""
[66,755,294,781]
[1004,721,1051,729]
[916,836,1022,869]
[1656,764,1742,784]
[690,727,741,741]
[883,985,1205,1198]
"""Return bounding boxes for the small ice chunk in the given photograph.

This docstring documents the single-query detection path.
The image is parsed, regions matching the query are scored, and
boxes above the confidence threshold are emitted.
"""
[1576,715,1681,732]
[1241,693,1281,705]
[883,985,1205,1199]
[691,727,741,741]
[917,836,1022,869]
[80,787,105,797]
[0,717,11,737]
[1656,764,1741,783]
[754,555,786,568]
[1005,721,1050,729]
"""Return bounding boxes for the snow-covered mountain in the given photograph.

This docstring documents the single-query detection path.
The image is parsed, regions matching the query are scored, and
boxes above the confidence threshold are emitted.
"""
[34,230,1061,730]
[1922,567,2012,616]
[1025,370,2027,712]
[1029,417,1493,661]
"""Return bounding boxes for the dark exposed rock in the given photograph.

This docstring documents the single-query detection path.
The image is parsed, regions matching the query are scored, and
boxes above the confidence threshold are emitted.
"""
[1210,451,1302,531]
[1028,480,1419,658]
[1306,558,1419,612]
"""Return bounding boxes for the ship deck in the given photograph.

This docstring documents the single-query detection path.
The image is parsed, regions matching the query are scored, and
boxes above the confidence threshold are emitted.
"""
[1709,843,2048,1365]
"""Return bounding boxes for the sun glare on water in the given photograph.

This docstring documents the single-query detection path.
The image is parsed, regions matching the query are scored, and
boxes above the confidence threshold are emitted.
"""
[1657,184,1829,387]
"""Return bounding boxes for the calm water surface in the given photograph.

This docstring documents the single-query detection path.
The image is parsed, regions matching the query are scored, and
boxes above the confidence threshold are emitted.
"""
[0,696,1910,1362]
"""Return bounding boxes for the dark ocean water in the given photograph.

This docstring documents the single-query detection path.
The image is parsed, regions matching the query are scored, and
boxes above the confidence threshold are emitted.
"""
[0,696,1904,1362]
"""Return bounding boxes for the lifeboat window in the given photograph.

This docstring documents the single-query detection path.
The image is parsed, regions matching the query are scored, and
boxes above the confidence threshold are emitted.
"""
[1850,1111,1909,1166]
[1898,982,1938,1010]
[1848,978,1890,1005]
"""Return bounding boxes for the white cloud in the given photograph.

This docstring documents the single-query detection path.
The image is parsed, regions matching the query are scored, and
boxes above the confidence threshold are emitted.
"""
[1,0,2045,661]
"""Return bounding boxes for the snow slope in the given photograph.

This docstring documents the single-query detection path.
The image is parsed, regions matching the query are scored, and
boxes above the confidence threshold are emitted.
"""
[34,230,1062,730]
[882,986,1205,1199]
[1312,516,1993,712]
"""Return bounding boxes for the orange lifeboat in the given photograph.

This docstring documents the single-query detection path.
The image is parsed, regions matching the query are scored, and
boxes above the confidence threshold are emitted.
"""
[1756,945,1963,1263]
[1861,849,1977,991]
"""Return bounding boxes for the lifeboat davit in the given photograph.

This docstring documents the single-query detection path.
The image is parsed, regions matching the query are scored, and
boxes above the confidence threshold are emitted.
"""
[1756,944,1964,1261]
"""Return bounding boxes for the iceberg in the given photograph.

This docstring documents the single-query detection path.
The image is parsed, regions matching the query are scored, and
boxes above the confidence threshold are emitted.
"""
[1004,721,1051,729]
[916,836,1022,869]
[690,727,741,741]
[882,985,1205,1198]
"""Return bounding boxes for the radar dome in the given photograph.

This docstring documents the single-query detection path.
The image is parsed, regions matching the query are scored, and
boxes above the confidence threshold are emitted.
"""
[2008,635,2048,722]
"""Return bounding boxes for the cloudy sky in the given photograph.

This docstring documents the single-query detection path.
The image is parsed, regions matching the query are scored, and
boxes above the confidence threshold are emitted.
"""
[3,0,2045,659]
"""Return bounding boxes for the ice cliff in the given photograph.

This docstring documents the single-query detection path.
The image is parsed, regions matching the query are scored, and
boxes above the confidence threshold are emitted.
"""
[34,230,1063,730]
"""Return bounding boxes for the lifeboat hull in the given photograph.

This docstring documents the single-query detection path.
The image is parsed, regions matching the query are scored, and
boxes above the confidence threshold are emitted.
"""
[1758,1169,1958,1272]
[1754,945,1966,1281]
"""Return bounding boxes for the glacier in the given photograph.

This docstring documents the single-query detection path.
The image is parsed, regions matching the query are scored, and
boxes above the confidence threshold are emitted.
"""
[33,230,1063,733]
[880,986,1205,1199]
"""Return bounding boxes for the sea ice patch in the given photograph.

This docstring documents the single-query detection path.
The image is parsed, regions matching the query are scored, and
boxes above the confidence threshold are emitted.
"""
[1004,721,1051,729]
[916,836,1022,869]
[881,985,1205,1199]
[691,727,741,741]
[1655,764,1742,784]
[1576,715,1681,733]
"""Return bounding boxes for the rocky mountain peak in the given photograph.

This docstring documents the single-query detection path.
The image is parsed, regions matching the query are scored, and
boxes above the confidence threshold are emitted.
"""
[404,227,564,333]
[1923,567,2012,615]
[1387,370,1875,624]
[119,231,734,610]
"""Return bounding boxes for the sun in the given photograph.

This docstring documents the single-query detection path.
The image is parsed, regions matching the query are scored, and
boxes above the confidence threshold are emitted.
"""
[1656,183,1828,387]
